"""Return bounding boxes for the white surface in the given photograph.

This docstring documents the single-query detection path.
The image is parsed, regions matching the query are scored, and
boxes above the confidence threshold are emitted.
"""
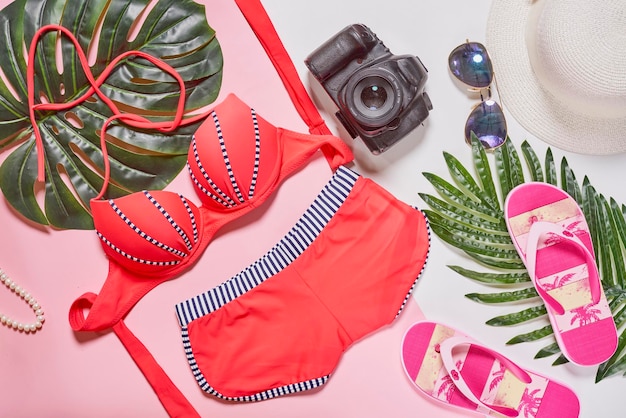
[261,1,626,417]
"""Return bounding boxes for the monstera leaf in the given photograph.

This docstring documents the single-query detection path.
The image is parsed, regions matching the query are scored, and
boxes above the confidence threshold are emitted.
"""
[421,135,626,383]
[0,0,223,229]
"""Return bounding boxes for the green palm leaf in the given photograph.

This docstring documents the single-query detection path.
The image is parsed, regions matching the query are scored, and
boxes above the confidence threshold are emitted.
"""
[421,134,626,383]
[0,0,223,229]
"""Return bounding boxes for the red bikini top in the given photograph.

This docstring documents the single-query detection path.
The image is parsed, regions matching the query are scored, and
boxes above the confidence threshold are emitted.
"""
[94,93,349,272]
[83,93,351,330]
[24,25,352,331]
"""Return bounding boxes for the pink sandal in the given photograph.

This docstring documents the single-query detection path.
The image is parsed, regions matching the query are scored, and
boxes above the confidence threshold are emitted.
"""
[401,321,580,417]
[505,182,617,366]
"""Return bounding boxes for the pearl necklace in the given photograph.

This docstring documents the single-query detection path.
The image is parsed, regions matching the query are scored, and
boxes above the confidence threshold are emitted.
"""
[0,268,45,333]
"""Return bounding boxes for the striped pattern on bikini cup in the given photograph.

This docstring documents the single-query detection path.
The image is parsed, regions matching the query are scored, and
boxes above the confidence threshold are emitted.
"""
[189,108,262,208]
[96,192,199,266]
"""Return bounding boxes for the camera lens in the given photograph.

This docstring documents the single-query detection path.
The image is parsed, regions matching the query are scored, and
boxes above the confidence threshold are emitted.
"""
[345,70,402,128]
[354,76,394,118]
[361,81,388,111]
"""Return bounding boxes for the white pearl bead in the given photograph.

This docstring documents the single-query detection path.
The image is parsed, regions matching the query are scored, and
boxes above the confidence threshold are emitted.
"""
[0,268,45,333]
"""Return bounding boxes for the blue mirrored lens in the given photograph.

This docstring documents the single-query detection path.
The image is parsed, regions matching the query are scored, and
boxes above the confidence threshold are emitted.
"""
[465,100,507,149]
[448,42,493,89]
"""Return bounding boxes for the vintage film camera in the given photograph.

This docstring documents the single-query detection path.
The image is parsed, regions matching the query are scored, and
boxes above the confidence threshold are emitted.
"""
[305,24,432,154]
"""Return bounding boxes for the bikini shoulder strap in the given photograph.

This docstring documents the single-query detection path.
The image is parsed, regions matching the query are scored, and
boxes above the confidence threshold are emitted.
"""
[234,0,332,137]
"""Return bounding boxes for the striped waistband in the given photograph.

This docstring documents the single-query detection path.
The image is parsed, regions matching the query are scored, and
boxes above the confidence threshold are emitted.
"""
[175,165,360,327]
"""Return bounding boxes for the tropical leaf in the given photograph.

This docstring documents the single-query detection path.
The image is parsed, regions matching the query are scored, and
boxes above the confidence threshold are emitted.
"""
[421,134,626,382]
[0,0,223,229]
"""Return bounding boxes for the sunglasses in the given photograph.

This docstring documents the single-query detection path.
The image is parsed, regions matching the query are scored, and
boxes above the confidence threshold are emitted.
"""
[448,41,507,150]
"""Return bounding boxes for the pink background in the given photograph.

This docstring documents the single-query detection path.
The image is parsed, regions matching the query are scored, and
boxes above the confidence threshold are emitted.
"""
[0,1,457,416]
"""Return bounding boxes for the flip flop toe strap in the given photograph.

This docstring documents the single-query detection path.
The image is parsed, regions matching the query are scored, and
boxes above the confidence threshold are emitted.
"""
[439,336,532,418]
[525,221,601,315]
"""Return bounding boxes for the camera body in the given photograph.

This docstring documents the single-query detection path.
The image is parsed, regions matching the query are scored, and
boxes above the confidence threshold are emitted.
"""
[305,24,432,154]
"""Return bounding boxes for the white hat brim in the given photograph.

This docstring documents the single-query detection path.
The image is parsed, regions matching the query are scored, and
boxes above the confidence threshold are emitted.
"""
[486,0,626,155]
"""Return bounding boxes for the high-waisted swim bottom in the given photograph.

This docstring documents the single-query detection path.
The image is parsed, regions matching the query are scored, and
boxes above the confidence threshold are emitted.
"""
[175,165,431,401]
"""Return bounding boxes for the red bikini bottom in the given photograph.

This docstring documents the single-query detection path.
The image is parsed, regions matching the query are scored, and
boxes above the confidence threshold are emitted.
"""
[175,166,431,400]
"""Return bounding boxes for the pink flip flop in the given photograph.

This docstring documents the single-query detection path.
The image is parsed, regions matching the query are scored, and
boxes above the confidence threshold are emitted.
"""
[504,182,617,366]
[401,321,580,418]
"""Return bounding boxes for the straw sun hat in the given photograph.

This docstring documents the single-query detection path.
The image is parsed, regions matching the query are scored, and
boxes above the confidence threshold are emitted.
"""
[486,0,626,155]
